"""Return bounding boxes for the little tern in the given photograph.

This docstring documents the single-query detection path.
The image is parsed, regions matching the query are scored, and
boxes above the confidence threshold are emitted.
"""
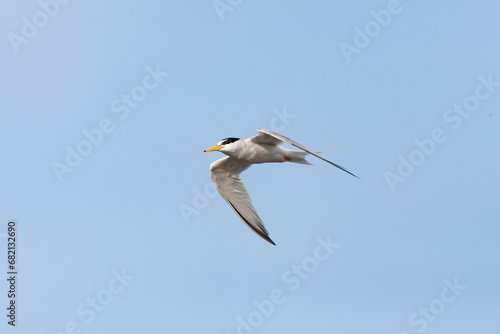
[204,128,358,245]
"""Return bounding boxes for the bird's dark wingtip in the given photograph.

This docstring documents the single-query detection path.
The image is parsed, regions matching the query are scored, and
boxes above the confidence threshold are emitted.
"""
[266,237,277,246]
[334,164,360,180]
[227,200,276,246]
[256,233,276,246]
[351,173,361,180]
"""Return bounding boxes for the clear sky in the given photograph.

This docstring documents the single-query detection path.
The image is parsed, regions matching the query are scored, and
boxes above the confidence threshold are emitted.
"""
[1,1,499,333]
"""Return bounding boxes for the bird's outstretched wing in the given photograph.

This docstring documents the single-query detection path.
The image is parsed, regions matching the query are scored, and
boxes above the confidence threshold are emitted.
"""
[257,128,359,179]
[250,130,283,145]
[209,156,276,245]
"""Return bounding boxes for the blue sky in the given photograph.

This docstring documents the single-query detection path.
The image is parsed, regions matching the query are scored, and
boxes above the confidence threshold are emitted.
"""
[1,1,499,333]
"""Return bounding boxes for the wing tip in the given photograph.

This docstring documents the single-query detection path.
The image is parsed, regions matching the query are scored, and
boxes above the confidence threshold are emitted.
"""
[327,161,360,179]
[265,236,277,246]
[227,199,276,246]
[347,170,361,179]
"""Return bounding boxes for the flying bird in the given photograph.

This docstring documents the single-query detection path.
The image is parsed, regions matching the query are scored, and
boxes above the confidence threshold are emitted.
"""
[204,129,358,245]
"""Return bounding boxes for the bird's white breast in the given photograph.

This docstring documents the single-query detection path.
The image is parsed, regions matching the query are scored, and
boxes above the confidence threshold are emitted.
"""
[224,139,285,164]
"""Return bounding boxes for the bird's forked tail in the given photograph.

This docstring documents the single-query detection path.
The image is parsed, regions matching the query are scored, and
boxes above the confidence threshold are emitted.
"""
[286,150,312,165]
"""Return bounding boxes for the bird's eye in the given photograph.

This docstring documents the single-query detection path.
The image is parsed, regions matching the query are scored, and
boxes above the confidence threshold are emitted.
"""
[220,137,240,146]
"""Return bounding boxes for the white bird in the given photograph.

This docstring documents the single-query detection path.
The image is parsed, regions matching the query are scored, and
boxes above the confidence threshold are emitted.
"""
[204,128,358,245]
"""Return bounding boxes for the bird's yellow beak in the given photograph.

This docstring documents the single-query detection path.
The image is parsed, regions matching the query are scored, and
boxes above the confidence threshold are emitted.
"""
[204,145,223,152]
